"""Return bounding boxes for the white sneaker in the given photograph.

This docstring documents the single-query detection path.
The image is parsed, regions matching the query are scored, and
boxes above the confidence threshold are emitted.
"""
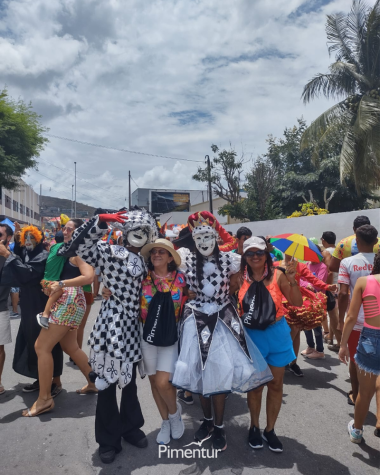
[169,403,185,440]
[157,419,171,445]
[348,420,363,444]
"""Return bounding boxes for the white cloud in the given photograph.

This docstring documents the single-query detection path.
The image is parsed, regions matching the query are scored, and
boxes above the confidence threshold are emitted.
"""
[1,0,376,209]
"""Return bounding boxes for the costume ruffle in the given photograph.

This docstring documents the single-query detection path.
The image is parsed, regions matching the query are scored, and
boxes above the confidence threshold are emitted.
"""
[283,287,327,330]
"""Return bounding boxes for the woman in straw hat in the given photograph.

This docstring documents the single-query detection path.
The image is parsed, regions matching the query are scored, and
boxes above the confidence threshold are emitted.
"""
[140,238,190,445]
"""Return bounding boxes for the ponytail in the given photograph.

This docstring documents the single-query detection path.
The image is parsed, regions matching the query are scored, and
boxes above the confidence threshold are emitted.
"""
[371,250,380,275]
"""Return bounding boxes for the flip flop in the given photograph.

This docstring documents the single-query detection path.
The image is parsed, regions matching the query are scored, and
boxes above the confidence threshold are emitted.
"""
[23,399,55,417]
[347,391,355,406]
[0,384,5,395]
[76,387,98,395]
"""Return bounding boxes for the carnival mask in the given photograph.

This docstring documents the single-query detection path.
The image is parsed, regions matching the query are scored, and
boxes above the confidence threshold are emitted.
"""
[126,227,148,248]
[194,233,216,257]
[25,232,37,251]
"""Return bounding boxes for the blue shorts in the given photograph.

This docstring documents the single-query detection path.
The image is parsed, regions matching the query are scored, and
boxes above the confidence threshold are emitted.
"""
[355,327,380,376]
[245,317,295,368]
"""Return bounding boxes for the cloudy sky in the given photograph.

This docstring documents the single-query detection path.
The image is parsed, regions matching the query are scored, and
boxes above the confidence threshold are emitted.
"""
[1,0,375,209]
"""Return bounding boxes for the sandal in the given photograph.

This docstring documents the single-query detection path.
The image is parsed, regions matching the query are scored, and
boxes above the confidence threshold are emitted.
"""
[51,383,63,398]
[347,391,355,406]
[0,384,5,395]
[327,343,340,353]
[22,399,55,417]
[76,386,98,395]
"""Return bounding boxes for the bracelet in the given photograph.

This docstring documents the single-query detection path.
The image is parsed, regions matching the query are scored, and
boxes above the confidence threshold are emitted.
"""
[289,281,298,287]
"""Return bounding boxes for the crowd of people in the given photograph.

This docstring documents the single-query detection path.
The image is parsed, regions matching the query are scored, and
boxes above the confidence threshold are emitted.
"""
[0,210,379,465]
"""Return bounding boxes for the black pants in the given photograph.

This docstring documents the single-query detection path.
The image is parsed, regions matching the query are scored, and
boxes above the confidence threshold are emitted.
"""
[95,362,144,452]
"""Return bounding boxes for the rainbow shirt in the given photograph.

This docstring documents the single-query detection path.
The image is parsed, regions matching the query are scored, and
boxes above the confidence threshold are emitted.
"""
[332,234,380,261]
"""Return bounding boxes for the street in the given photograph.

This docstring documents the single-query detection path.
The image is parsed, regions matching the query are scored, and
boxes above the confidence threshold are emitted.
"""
[0,299,379,475]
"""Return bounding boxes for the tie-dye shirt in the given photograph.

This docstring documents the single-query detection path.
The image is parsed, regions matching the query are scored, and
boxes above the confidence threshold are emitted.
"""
[140,270,187,323]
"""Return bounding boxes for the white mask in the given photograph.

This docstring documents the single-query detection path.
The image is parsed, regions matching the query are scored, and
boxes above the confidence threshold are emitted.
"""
[194,233,216,256]
[126,228,148,248]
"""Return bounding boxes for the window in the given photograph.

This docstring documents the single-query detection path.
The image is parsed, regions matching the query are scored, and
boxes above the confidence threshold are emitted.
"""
[5,195,11,209]
[20,204,24,215]
[26,207,30,217]
[34,211,39,220]
[13,200,19,212]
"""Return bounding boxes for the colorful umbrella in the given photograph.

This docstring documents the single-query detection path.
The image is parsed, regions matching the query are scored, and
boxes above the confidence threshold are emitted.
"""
[269,233,323,263]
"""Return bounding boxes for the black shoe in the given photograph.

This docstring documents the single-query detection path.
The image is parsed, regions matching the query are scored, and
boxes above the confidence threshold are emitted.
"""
[36,313,49,329]
[178,389,194,405]
[123,429,148,448]
[288,363,304,377]
[99,446,121,464]
[262,429,283,453]
[248,426,263,449]
[194,419,214,442]
[212,426,227,451]
[374,428,380,438]
[22,380,39,393]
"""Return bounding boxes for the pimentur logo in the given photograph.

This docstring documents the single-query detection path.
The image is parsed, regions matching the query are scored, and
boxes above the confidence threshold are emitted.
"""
[158,439,219,459]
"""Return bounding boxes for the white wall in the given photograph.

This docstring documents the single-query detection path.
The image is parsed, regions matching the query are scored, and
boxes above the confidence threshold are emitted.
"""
[223,209,380,243]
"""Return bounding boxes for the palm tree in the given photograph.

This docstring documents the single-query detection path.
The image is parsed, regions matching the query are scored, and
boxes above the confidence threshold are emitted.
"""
[301,0,380,194]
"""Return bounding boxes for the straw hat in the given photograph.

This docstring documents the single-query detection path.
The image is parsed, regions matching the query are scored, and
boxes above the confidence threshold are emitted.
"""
[141,238,181,266]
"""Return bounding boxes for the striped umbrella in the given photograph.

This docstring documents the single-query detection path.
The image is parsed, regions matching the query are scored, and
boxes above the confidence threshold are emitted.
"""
[269,233,323,263]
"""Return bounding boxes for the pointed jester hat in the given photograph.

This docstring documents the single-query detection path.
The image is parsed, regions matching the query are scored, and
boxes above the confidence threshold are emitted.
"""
[187,211,218,236]
[110,207,159,244]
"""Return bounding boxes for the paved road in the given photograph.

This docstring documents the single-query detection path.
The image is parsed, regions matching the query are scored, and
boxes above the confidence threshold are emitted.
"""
[0,299,379,475]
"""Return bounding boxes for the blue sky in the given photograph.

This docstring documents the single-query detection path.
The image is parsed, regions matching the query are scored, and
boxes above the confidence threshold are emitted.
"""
[0,0,376,209]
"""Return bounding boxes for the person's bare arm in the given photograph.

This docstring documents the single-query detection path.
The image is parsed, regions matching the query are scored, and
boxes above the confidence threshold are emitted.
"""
[339,278,364,364]
[229,272,242,295]
[278,262,303,307]
[50,256,94,294]
[329,256,341,273]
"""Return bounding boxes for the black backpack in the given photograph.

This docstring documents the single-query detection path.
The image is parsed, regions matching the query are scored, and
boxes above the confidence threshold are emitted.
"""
[142,272,178,347]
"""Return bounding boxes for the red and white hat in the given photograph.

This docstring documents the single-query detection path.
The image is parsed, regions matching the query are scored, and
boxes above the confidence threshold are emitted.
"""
[187,211,218,236]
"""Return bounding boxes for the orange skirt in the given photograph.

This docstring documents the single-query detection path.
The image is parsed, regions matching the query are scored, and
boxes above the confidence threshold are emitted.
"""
[283,287,327,331]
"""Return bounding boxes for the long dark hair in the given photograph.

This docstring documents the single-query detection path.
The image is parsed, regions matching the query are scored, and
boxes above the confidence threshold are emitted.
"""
[241,250,274,281]
[371,250,380,275]
[195,242,222,289]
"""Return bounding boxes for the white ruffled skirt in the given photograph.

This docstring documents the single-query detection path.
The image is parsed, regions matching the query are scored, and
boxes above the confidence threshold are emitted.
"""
[171,314,273,396]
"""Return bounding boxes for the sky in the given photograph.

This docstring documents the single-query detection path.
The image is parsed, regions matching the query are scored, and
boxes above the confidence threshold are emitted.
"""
[1,0,376,209]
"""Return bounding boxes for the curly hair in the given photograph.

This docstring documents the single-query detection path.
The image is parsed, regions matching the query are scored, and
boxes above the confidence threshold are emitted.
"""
[20,226,43,246]
[371,250,380,275]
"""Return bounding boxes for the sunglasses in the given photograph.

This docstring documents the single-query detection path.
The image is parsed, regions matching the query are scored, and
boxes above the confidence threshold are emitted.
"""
[245,250,266,257]
[150,249,168,256]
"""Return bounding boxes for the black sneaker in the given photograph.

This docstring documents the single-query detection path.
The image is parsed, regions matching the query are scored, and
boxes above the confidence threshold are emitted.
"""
[22,380,39,393]
[288,363,304,377]
[248,426,263,449]
[99,446,122,464]
[194,419,214,442]
[178,389,194,405]
[262,429,283,453]
[212,426,227,451]
[36,313,49,329]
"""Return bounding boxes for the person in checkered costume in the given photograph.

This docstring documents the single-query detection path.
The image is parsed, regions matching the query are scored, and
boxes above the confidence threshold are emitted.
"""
[58,207,158,463]
[172,211,273,451]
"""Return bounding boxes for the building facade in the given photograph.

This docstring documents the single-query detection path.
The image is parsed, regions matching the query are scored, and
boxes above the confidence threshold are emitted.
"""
[0,180,40,226]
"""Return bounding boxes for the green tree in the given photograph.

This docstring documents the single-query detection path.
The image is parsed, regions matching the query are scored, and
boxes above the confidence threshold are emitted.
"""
[301,0,380,194]
[192,144,244,205]
[0,89,47,190]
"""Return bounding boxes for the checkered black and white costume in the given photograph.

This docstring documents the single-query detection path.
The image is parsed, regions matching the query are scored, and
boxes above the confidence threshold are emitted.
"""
[59,215,155,388]
[172,247,273,396]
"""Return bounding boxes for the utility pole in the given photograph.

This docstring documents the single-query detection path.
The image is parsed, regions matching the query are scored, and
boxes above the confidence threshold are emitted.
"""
[74,161,77,218]
[128,170,132,209]
[71,185,74,218]
[39,184,42,226]
[205,155,213,215]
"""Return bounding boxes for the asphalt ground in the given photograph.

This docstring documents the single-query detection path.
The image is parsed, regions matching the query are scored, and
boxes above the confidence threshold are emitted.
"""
[0,298,379,475]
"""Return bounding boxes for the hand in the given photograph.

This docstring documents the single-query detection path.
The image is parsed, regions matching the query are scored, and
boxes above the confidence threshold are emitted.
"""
[98,211,128,224]
[101,287,112,300]
[187,290,196,300]
[338,345,350,365]
[50,282,62,295]
[285,261,297,282]
[0,241,10,258]
[14,222,21,234]
[266,236,274,252]
[328,284,338,293]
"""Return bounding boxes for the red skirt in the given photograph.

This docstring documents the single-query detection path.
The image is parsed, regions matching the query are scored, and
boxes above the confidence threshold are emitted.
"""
[283,287,327,331]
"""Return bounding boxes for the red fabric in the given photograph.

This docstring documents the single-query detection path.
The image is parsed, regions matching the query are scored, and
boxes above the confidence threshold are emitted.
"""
[295,262,329,292]
[348,329,361,362]
[188,211,217,231]
[98,211,128,223]
[218,225,238,252]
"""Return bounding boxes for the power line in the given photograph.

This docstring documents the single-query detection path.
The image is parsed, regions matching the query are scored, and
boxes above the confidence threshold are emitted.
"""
[46,134,203,163]
[130,176,139,188]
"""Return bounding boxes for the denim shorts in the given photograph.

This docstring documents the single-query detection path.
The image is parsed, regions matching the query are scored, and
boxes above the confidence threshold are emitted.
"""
[245,316,296,368]
[355,327,380,376]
